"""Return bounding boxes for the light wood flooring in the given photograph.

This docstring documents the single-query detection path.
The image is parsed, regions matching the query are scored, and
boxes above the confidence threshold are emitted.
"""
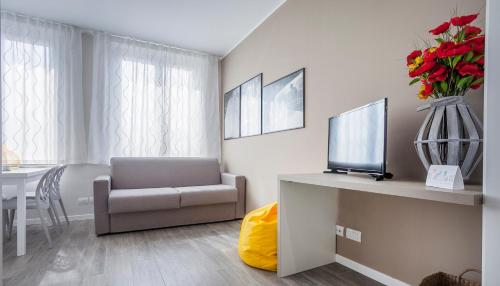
[3,220,382,286]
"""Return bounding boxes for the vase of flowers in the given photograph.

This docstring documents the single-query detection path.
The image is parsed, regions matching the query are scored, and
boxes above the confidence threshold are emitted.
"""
[407,13,484,180]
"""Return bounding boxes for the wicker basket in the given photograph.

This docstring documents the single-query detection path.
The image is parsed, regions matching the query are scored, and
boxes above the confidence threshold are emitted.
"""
[419,269,481,286]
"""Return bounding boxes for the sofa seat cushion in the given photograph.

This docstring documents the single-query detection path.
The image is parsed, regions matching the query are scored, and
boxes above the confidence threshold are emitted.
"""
[108,187,180,214]
[178,184,237,207]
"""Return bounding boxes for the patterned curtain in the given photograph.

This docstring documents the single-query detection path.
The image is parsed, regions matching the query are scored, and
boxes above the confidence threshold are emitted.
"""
[88,33,220,163]
[1,11,86,164]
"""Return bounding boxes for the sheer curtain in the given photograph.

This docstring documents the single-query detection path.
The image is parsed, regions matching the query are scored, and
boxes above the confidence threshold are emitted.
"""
[88,33,220,164]
[0,11,86,164]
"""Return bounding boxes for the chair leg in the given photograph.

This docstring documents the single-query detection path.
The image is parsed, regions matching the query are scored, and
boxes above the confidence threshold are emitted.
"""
[59,200,70,225]
[37,207,52,248]
[47,207,57,228]
[49,201,63,231]
[8,209,15,240]
[2,210,9,240]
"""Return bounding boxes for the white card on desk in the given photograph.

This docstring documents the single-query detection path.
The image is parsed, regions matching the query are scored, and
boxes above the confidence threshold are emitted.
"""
[426,165,464,190]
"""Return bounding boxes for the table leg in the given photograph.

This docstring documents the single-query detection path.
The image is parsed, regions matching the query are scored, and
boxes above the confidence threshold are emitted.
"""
[16,180,26,256]
[278,180,338,277]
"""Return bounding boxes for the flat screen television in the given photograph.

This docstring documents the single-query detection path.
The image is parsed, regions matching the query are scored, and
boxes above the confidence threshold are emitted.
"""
[326,98,391,180]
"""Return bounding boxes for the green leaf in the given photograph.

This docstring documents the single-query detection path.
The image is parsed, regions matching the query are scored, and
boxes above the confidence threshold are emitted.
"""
[471,77,484,85]
[471,55,484,62]
[436,38,445,44]
[440,81,449,93]
[452,55,463,68]
[465,51,474,62]
[458,29,466,42]
[457,76,473,89]
[433,82,440,92]
[409,78,420,86]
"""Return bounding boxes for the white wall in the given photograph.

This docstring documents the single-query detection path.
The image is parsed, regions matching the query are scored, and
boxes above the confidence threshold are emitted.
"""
[482,0,500,284]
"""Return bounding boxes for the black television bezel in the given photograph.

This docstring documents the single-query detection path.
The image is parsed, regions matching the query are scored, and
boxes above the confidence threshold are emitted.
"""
[327,98,388,176]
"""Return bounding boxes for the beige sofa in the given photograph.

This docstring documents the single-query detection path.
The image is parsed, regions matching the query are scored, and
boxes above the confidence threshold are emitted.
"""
[93,157,245,235]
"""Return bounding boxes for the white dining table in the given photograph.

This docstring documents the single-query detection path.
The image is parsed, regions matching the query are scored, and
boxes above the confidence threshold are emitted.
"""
[0,167,52,256]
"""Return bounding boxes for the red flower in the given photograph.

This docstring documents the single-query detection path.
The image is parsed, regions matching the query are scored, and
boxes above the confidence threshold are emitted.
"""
[451,14,479,26]
[437,42,472,58]
[464,26,482,38]
[409,61,436,77]
[467,35,485,53]
[407,50,422,65]
[423,83,433,95]
[428,65,448,83]
[471,83,482,90]
[423,48,437,62]
[456,62,484,77]
[476,57,484,65]
[429,22,450,35]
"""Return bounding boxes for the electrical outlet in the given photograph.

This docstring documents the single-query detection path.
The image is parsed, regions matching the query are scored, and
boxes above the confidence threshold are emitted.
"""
[346,228,362,243]
[77,197,89,205]
[335,225,344,237]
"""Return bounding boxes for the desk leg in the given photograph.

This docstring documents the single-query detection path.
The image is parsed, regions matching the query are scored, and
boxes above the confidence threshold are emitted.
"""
[278,181,338,277]
[16,180,26,256]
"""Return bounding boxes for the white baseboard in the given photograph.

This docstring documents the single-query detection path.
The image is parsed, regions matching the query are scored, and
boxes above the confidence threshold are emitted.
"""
[20,213,94,226]
[335,254,410,286]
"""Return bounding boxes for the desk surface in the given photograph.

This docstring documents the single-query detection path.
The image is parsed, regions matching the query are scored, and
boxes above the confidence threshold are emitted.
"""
[0,167,51,178]
[278,173,482,206]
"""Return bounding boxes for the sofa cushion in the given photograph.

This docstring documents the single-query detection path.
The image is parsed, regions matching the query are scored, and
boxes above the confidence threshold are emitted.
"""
[110,157,221,189]
[108,187,180,214]
[178,184,238,207]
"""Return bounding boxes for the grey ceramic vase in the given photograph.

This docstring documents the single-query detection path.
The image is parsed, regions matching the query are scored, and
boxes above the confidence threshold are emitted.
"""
[414,96,483,180]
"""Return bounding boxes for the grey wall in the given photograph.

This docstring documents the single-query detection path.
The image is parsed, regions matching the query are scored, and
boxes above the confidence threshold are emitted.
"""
[221,0,485,284]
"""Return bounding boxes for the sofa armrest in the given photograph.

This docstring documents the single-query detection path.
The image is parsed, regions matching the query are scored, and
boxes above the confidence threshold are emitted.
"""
[222,173,246,218]
[93,175,111,235]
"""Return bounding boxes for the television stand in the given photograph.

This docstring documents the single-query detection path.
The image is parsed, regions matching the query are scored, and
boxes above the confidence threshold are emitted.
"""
[277,173,482,277]
[323,169,393,181]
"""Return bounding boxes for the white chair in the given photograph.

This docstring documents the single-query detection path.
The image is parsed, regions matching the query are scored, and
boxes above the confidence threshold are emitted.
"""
[3,167,59,247]
[48,165,69,225]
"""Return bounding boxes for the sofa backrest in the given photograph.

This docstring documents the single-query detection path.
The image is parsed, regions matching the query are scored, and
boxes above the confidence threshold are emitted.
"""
[110,157,221,189]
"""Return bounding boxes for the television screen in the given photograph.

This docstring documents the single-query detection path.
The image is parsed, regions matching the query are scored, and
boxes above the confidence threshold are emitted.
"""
[328,98,387,175]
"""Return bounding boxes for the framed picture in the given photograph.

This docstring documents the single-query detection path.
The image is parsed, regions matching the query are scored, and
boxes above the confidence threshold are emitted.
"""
[262,68,305,134]
[240,74,262,137]
[224,86,241,139]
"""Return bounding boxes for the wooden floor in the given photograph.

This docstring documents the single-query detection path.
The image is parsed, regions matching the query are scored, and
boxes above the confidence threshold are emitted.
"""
[3,220,382,286]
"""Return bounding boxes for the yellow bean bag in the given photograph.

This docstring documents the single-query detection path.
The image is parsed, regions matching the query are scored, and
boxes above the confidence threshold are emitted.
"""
[238,202,277,272]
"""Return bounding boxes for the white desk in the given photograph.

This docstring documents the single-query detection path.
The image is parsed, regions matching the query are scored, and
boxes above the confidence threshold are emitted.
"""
[1,167,51,256]
[277,173,483,277]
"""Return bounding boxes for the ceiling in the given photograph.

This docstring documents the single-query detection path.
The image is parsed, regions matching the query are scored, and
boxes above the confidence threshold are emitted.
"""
[0,0,286,56]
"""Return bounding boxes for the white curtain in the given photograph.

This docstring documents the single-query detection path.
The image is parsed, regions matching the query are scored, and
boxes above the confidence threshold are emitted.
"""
[88,33,220,164]
[0,11,86,164]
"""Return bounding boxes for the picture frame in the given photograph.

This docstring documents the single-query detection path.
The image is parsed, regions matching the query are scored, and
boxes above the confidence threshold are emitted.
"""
[262,68,305,134]
[240,73,263,137]
[223,86,241,140]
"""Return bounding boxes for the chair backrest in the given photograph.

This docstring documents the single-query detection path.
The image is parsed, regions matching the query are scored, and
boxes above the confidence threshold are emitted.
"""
[35,167,59,205]
[50,165,67,200]
[110,157,221,189]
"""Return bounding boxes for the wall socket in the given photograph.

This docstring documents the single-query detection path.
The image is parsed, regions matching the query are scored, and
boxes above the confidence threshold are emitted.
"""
[346,228,362,243]
[335,225,344,237]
